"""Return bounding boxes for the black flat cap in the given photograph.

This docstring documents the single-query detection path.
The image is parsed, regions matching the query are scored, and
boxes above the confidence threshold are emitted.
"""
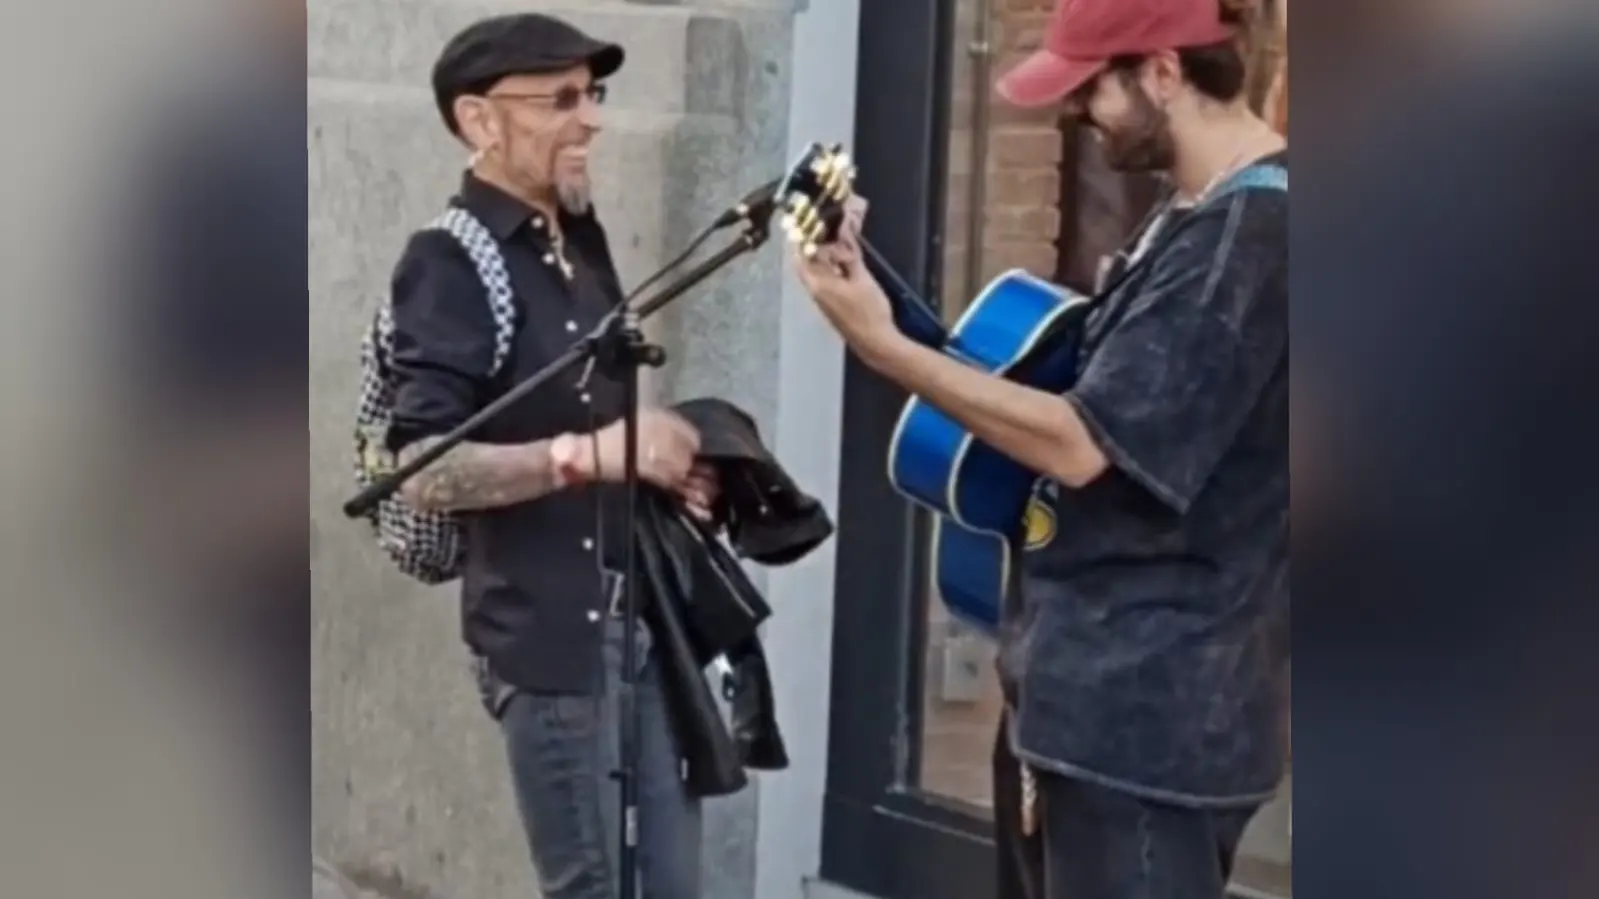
[432,13,625,135]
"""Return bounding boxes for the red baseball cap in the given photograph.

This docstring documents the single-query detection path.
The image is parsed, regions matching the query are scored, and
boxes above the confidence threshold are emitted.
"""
[996,0,1237,108]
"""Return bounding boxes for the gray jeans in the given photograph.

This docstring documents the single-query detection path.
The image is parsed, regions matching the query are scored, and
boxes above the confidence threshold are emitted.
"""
[494,620,703,899]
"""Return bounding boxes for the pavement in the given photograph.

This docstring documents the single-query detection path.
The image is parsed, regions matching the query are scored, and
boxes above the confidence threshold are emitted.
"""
[313,855,442,899]
[313,857,361,899]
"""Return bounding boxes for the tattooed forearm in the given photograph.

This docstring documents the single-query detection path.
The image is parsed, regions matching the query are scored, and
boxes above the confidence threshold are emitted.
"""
[397,437,562,512]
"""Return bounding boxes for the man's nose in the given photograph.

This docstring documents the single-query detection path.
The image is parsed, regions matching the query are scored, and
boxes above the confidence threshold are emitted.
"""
[577,95,603,131]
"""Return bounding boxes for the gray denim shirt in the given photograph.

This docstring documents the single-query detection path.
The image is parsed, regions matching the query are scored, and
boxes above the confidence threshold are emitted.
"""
[1002,161,1290,808]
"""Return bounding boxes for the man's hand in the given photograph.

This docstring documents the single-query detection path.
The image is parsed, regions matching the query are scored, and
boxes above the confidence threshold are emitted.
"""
[553,409,701,490]
[678,461,721,523]
[792,196,898,356]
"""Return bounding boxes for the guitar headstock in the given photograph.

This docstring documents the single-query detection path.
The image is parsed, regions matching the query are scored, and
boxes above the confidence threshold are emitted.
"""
[776,142,857,260]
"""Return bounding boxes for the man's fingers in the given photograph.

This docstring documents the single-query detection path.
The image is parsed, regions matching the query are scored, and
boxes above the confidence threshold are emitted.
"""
[643,410,700,455]
[632,412,702,489]
[804,246,850,279]
[645,452,695,488]
[681,476,716,507]
[792,250,825,289]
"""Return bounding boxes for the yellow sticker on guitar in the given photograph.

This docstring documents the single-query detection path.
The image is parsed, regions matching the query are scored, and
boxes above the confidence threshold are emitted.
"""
[1022,498,1056,552]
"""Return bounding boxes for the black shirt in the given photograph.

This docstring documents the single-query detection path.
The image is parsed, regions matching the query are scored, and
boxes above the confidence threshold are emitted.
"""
[1006,153,1290,806]
[386,172,631,694]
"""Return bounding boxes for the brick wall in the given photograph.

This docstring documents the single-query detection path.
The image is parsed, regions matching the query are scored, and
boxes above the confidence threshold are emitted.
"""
[940,0,1064,318]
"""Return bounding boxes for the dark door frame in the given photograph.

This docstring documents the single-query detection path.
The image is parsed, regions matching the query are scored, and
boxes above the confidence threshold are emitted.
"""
[817,2,995,898]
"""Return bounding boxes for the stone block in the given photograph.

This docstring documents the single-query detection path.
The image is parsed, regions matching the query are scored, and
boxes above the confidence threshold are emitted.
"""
[308,0,742,117]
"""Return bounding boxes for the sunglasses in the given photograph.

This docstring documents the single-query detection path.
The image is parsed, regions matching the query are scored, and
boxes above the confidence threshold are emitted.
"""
[487,82,608,113]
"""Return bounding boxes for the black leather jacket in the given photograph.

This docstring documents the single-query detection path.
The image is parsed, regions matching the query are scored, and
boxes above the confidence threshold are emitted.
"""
[472,399,833,798]
[637,398,834,798]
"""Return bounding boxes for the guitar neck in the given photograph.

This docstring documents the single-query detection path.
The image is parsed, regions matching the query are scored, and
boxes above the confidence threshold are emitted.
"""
[860,238,949,350]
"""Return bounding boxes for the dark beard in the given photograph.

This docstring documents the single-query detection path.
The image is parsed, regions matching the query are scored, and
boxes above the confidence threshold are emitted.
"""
[1096,86,1176,173]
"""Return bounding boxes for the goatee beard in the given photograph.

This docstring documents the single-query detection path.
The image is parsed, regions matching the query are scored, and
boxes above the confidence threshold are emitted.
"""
[557,180,591,215]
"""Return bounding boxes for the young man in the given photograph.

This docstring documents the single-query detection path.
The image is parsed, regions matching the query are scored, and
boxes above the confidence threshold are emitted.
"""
[792,0,1288,896]
[386,14,717,899]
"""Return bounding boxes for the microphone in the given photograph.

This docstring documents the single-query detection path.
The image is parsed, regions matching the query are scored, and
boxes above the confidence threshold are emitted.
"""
[712,177,783,229]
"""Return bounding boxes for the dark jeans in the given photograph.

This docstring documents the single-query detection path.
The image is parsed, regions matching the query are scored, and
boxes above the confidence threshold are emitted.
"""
[493,620,702,899]
[994,715,1259,899]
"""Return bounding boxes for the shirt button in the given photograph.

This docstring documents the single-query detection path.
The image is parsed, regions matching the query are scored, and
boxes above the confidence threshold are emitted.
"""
[543,252,556,265]
[580,392,592,405]
[531,215,544,229]
[566,320,579,333]
[582,538,595,551]
[587,610,601,623]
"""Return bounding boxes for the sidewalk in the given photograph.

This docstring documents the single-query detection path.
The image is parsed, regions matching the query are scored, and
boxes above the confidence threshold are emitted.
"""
[313,856,441,899]
[313,857,361,899]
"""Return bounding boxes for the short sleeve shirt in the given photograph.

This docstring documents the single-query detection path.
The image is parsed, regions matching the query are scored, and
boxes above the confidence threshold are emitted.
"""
[1005,154,1290,806]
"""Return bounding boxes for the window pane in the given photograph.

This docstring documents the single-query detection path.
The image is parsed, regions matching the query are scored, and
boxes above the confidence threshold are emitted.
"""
[918,604,1002,811]
[914,0,1003,813]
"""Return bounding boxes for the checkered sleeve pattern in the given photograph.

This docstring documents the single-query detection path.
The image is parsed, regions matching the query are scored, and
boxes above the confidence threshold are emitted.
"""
[352,207,518,584]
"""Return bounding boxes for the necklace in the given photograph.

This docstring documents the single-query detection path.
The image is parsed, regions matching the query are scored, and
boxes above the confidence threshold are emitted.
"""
[1184,121,1284,205]
[549,228,575,281]
[1181,146,1251,208]
[1127,128,1278,265]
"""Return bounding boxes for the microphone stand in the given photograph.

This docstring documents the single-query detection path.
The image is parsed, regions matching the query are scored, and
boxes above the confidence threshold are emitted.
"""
[342,211,774,899]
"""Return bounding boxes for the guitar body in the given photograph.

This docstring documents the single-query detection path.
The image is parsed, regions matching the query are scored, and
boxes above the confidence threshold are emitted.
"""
[886,270,1095,634]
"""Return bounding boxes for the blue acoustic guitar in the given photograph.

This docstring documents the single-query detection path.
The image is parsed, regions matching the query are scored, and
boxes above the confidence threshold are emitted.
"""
[777,142,1286,636]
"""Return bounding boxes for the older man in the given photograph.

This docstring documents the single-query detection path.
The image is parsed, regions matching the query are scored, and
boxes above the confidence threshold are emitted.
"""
[383,14,714,899]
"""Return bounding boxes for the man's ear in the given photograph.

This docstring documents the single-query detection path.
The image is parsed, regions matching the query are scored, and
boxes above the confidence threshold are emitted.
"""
[1144,51,1186,103]
[453,96,497,151]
